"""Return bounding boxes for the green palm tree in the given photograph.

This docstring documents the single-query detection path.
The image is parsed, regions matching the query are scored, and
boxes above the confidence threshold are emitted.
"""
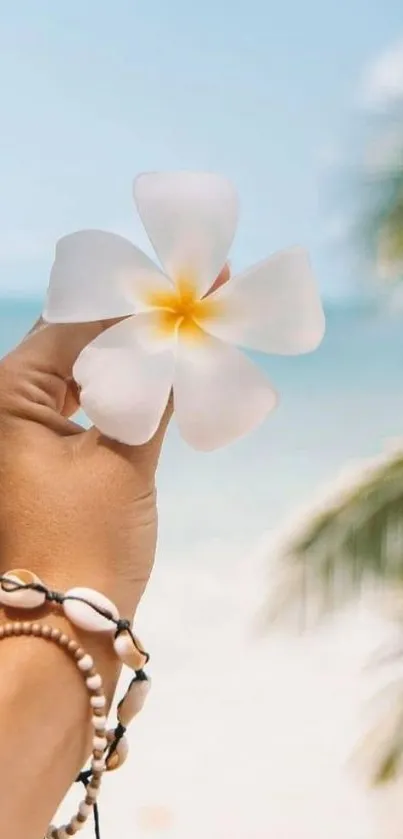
[372,174,403,281]
[358,124,403,281]
[264,444,403,784]
[265,129,403,786]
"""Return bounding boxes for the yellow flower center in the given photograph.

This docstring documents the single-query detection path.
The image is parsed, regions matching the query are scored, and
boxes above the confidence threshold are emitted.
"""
[146,276,222,341]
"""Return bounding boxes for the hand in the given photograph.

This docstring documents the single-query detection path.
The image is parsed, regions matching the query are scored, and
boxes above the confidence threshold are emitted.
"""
[0,263,229,640]
[0,269,228,839]
[0,316,169,624]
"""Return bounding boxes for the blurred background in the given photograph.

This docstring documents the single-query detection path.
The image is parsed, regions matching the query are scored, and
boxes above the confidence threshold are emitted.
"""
[2,1,403,836]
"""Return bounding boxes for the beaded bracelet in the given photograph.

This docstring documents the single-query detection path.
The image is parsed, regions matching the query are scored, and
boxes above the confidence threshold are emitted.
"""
[0,569,151,839]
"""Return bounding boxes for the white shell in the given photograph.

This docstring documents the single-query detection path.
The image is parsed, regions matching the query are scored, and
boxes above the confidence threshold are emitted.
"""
[113,629,148,670]
[63,587,119,632]
[0,569,46,609]
[117,677,151,727]
[106,733,129,771]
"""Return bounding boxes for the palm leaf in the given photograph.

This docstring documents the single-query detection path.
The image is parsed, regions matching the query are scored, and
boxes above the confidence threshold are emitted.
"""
[263,444,403,786]
[357,134,403,280]
[355,649,403,786]
[264,444,403,629]
[377,195,403,279]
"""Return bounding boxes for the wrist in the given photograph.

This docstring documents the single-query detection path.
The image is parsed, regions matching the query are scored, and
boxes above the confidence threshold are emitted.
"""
[0,615,116,839]
[0,603,120,701]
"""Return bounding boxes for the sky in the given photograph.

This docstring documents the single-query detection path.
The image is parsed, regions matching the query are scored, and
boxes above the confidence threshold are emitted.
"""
[1,0,403,298]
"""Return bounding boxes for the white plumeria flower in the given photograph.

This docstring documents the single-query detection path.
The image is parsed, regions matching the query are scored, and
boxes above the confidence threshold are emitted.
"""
[44,172,325,450]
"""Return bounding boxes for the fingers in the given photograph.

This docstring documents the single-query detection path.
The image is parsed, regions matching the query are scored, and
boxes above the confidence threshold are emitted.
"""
[1,262,231,450]
[0,317,118,426]
[14,320,106,380]
[9,261,231,393]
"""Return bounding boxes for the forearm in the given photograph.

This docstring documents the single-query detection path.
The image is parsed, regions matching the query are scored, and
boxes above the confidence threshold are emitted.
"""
[0,609,120,839]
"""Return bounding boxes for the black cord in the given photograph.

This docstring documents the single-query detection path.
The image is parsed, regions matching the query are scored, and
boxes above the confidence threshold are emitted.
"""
[77,770,101,839]
[0,579,150,661]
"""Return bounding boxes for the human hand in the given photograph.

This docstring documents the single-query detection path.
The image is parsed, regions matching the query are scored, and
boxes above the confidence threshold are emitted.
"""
[0,316,170,621]
[0,311,174,835]
[0,264,229,636]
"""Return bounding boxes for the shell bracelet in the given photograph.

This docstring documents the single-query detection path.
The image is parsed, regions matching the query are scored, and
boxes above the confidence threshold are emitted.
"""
[0,569,151,839]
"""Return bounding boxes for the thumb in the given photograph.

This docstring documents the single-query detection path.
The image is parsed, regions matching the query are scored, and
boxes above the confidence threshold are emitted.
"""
[16,318,108,379]
[0,318,113,425]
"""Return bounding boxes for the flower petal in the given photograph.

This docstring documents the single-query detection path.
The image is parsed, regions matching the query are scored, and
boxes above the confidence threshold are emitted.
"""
[173,331,277,450]
[199,247,325,355]
[133,172,238,298]
[73,315,174,445]
[44,230,171,323]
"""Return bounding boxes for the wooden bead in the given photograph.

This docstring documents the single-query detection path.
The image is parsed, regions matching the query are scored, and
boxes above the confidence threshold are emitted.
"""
[77,654,94,672]
[0,621,105,838]
[90,694,106,709]
[117,676,151,727]
[113,629,148,671]
[0,570,46,609]
[74,647,85,660]
[93,735,108,751]
[106,734,129,771]
[59,634,69,646]
[86,673,102,691]
[92,714,107,729]
[78,802,92,818]
[63,587,119,633]
[91,757,105,772]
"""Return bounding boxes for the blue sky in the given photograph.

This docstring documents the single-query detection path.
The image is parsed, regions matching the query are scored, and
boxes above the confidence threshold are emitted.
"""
[0,0,402,298]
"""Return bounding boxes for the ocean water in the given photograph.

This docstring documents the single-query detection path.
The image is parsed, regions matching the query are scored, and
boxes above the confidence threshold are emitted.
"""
[1,297,403,838]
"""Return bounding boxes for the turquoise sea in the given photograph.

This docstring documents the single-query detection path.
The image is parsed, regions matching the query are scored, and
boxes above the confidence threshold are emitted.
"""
[1,297,402,839]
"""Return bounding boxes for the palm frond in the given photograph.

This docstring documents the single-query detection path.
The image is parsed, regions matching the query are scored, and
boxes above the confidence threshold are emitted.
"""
[357,714,403,785]
[377,196,403,279]
[264,443,403,629]
[355,654,403,786]
[357,132,403,280]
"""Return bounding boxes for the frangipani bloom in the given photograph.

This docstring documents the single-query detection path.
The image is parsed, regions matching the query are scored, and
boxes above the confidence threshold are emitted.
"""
[44,172,325,450]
